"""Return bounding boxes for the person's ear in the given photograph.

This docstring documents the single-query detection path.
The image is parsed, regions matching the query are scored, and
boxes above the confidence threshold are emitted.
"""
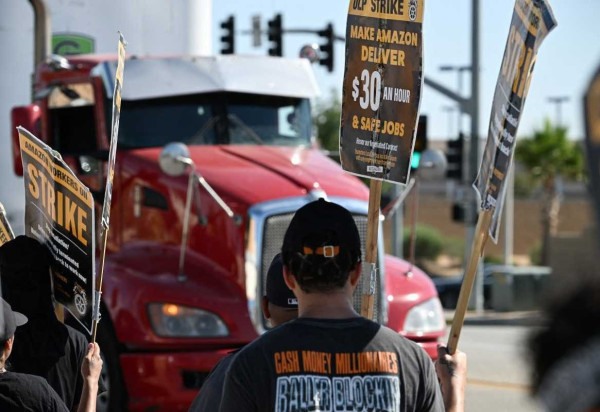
[283,266,297,290]
[3,336,14,358]
[349,264,361,287]
[261,296,271,320]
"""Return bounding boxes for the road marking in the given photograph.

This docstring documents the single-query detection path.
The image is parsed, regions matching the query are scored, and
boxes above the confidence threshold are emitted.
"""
[468,379,530,392]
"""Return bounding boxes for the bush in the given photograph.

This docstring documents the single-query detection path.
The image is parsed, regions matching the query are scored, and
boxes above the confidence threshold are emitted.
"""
[484,254,503,264]
[403,225,443,262]
[529,243,542,265]
[442,236,465,260]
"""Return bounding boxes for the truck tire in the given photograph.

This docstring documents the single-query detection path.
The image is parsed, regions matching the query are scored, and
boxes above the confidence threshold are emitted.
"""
[96,312,128,412]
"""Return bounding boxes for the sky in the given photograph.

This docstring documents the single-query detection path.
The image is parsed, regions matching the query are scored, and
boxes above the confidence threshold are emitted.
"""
[212,0,600,141]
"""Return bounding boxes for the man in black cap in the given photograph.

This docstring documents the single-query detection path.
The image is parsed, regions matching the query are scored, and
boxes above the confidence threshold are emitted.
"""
[188,253,298,411]
[220,199,464,412]
[0,298,102,411]
[0,235,101,410]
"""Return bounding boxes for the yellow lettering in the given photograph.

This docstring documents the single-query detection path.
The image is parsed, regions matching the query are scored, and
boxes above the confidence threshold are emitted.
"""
[27,164,40,199]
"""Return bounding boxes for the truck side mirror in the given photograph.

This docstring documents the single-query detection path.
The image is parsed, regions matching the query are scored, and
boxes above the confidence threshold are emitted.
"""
[159,143,194,176]
[417,149,448,181]
[11,105,42,176]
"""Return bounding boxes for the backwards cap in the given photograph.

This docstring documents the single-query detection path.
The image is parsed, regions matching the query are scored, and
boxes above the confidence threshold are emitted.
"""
[265,254,297,308]
[282,199,361,258]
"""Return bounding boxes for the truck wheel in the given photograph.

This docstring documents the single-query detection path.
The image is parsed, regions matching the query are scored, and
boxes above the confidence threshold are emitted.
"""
[96,314,127,412]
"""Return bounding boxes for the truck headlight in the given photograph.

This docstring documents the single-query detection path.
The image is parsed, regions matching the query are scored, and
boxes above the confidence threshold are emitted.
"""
[403,298,445,335]
[148,303,229,338]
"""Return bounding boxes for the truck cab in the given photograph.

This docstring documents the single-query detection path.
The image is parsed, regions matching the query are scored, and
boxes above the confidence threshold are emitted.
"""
[11,53,445,411]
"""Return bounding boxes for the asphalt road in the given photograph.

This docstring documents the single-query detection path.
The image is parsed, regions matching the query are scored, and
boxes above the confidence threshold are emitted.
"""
[452,324,541,412]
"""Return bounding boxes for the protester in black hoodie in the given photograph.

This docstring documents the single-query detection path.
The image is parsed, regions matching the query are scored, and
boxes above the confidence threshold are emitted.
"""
[0,235,104,411]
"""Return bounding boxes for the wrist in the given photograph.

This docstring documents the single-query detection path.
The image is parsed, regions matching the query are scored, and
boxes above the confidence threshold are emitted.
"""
[84,379,99,390]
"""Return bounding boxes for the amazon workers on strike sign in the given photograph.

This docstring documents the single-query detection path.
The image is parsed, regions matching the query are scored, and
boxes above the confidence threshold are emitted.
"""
[341,0,424,185]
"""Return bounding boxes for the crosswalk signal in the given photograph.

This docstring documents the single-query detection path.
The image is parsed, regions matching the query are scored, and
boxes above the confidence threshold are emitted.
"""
[411,115,428,170]
[446,133,464,180]
[267,14,283,56]
[220,15,235,55]
[318,23,334,72]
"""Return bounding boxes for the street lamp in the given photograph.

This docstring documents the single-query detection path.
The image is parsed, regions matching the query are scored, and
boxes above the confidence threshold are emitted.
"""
[547,96,570,126]
[442,105,456,138]
[439,65,472,95]
[439,65,472,134]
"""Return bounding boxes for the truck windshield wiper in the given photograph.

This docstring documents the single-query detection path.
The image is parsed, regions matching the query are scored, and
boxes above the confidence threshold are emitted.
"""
[227,114,265,145]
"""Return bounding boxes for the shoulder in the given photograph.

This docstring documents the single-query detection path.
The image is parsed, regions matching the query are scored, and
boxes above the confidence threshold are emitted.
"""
[377,324,428,351]
[0,371,67,405]
[65,324,88,344]
[1,371,50,387]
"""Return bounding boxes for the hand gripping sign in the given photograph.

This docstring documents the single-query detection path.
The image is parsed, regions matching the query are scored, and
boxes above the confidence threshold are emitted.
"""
[449,0,557,354]
[341,0,425,318]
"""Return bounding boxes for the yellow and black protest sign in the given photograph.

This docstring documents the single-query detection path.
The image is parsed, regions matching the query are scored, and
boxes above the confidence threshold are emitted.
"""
[584,65,600,236]
[0,203,14,246]
[340,0,424,184]
[19,127,96,333]
[474,0,557,242]
[101,32,126,231]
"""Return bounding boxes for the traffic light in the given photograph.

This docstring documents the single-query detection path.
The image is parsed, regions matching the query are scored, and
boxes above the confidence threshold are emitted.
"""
[411,115,428,170]
[267,14,283,56]
[220,15,235,55]
[446,133,464,180]
[452,202,466,222]
[318,23,335,72]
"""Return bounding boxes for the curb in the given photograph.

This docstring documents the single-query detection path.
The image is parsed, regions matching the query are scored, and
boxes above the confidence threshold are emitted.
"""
[444,310,544,327]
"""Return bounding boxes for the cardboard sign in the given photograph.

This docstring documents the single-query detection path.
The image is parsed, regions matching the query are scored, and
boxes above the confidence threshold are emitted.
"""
[101,33,126,231]
[19,127,96,333]
[584,64,600,236]
[340,0,424,185]
[0,203,14,246]
[474,0,557,242]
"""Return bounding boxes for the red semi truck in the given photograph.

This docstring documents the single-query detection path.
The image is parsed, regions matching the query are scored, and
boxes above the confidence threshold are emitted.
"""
[10,51,445,412]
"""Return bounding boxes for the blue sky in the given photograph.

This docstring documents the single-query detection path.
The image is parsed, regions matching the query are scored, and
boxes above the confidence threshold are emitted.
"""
[212,0,600,141]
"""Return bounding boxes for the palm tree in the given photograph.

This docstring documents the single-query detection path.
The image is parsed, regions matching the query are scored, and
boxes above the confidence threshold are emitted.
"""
[515,119,584,265]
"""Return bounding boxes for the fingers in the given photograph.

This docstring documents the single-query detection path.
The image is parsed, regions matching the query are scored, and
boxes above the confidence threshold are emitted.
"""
[437,344,450,363]
[436,344,467,376]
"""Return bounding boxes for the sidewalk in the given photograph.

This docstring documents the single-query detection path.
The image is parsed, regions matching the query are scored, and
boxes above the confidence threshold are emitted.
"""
[444,309,544,326]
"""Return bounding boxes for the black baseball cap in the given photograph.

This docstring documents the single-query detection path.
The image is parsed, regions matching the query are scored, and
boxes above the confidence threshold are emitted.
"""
[282,199,361,259]
[0,298,28,341]
[265,254,297,308]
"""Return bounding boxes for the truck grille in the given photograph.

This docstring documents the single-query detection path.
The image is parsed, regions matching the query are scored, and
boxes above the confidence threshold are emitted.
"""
[257,206,384,328]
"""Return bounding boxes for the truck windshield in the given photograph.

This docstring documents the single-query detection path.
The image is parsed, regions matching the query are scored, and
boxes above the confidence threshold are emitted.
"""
[117,92,312,149]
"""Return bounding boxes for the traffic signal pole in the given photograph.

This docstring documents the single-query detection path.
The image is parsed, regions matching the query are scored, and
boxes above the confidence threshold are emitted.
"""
[468,0,484,312]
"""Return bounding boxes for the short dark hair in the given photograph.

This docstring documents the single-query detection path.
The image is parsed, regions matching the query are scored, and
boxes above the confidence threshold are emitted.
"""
[282,234,361,293]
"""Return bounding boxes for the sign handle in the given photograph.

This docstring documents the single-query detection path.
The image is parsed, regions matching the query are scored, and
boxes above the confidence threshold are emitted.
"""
[91,228,109,343]
[361,179,382,319]
[447,208,493,354]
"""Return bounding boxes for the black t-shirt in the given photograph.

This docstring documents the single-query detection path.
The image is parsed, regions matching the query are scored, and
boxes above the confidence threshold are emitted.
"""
[9,321,95,410]
[188,350,239,412]
[220,317,444,412]
[0,371,68,412]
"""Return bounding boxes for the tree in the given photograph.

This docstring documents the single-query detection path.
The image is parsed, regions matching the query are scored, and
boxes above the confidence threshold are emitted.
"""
[313,89,341,152]
[514,119,584,265]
